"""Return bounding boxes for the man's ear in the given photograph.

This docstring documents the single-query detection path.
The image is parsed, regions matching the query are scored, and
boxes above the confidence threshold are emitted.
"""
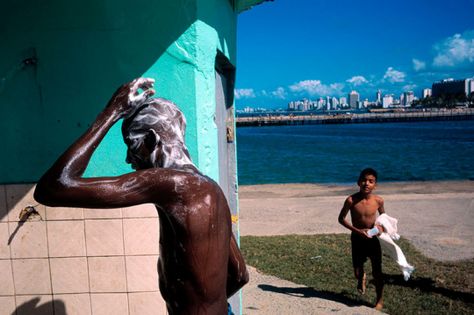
[145,129,160,151]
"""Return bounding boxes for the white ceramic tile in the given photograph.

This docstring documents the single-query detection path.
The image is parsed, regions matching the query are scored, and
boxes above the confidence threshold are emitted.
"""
[45,206,83,221]
[85,219,124,256]
[50,257,89,294]
[88,256,127,292]
[0,296,16,315]
[0,260,14,295]
[47,220,86,257]
[12,259,51,294]
[0,185,7,223]
[15,295,53,315]
[6,184,46,222]
[91,293,128,315]
[126,255,159,292]
[121,204,158,218]
[9,221,48,258]
[129,292,167,315]
[54,293,92,315]
[83,208,121,219]
[0,222,10,258]
[123,218,159,255]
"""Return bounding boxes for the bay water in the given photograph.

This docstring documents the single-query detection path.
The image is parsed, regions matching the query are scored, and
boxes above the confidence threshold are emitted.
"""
[236,120,474,185]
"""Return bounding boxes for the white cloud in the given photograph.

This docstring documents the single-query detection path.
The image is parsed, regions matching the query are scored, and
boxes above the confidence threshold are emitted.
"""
[289,80,344,96]
[433,30,474,67]
[346,75,368,86]
[383,67,406,83]
[403,84,417,91]
[412,59,426,71]
[271,87,287,99]
[234,88,256,99]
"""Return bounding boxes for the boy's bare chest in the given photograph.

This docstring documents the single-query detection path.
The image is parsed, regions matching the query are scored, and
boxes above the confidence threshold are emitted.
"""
[351,199,379,217]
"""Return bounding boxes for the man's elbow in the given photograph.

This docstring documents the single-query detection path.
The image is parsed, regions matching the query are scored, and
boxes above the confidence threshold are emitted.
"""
[34,181,52,206]
[34,178,64,207]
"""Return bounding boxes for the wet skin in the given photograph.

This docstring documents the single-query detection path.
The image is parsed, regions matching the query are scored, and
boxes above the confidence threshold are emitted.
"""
[34,79,248,314]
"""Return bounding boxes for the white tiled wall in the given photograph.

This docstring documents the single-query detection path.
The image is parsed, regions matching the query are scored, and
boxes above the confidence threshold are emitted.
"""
[0,184,167,315]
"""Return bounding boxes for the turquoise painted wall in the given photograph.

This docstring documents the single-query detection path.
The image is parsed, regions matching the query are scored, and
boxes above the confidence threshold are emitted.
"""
[0,0,237,183]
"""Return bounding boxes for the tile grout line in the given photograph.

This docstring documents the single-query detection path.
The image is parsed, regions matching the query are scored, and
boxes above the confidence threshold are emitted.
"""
[121,208,131,315]
[45,208,56,314]
[84,216,94,315]
[4,185,18,315]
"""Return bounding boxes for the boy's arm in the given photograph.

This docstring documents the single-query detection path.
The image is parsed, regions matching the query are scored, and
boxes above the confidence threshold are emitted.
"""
[378,197,385,214]
[374,196,386,234]
[338,197,369,238]
[34,78,177,209]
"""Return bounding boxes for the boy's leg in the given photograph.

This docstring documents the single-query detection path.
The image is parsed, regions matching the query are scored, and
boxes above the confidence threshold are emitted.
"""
[354,267,366,294]
[370,239,383,310]
[351,233,366,294]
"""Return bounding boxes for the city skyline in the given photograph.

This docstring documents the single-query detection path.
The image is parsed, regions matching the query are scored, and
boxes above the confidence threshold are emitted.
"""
[235,0,474,109]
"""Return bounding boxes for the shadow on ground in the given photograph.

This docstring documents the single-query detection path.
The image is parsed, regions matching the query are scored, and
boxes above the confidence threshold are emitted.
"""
[384,274,474,303]
[258,284,372,308]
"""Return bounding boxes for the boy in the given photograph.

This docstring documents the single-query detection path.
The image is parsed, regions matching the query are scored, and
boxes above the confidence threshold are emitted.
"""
[338,168,385,310]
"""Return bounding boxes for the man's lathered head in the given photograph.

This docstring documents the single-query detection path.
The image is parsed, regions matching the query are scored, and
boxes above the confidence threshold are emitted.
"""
[121,97,194,170]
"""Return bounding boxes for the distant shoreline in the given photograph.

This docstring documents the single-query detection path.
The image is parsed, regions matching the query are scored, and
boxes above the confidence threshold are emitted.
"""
[236,108,474,127]
[239,179,474,197]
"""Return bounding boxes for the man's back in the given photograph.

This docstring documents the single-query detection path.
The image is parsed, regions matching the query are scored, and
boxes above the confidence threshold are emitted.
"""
[155,172,231,314]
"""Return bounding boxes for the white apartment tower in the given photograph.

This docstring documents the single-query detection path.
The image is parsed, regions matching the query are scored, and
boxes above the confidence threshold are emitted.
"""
[382,94,393,108]
[404,91,414,106]
[422,88,432,98]
[339,96,347,107]
[376,90,382,105]
[349,90,359,109]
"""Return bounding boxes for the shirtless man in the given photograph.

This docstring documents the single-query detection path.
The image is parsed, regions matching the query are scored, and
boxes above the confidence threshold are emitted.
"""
[338,168,385,310]
[34,78,248,315]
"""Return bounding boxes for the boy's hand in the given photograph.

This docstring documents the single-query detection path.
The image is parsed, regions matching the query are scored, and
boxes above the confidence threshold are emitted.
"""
[358,229,371,239]
[375,224,384,235]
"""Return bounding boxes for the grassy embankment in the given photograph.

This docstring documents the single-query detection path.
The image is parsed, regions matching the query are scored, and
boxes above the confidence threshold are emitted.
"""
[241,234,474,314]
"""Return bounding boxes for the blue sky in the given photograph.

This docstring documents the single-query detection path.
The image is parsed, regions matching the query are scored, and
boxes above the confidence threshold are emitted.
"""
[235,0,474,109]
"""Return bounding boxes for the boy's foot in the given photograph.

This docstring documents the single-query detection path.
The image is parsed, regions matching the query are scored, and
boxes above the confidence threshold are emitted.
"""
[374,302,383,311]
[357,273,366,294]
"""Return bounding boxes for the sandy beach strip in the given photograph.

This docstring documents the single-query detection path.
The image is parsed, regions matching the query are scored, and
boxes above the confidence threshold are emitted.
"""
[238,180,474,261]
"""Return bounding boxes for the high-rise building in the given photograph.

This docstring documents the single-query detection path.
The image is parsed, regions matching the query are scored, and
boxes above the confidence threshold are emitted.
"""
[468,78,474,97]
[404,91,414,106]
[339,97,347,107]
[422,88,432,98]
[376,90,382,105]
[382,95,393,108]
[349,90,359,109]
[332,97,339,109]
[432,78,472,98]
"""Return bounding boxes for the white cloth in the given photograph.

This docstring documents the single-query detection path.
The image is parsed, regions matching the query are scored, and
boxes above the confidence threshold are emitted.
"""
[375,214,415,281]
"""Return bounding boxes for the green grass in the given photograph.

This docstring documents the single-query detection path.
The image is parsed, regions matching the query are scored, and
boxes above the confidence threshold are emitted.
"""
[241,234,474,315]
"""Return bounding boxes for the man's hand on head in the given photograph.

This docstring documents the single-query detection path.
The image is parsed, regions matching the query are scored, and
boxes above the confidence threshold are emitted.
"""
[128,78,155,109]
[107,77,156,118]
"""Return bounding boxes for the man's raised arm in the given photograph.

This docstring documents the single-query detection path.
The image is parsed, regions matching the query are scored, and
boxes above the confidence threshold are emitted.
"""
[34,78,158,208]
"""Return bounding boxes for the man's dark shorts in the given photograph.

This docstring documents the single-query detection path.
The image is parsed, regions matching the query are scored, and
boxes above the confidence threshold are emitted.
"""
[351,232,382,275]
